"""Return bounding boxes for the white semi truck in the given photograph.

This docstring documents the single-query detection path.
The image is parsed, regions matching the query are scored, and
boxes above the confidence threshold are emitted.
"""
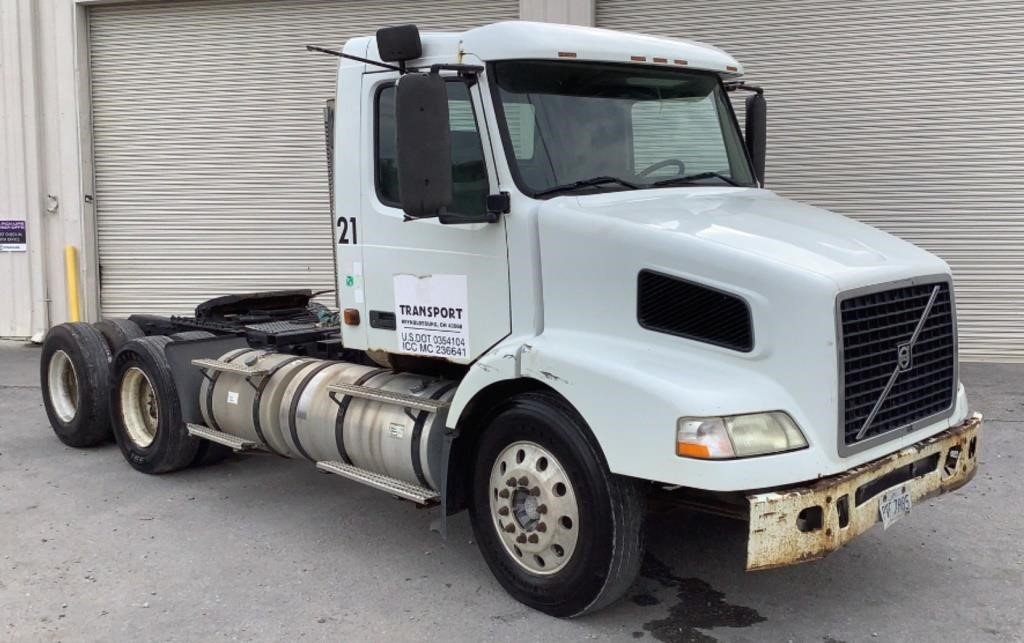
[39,22,981,617]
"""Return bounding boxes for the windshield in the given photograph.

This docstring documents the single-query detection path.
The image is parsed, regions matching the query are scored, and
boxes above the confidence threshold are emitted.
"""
[490,60,756,197]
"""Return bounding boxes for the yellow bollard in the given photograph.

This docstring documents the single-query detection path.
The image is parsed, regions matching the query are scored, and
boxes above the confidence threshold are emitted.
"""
[64,245,81,322]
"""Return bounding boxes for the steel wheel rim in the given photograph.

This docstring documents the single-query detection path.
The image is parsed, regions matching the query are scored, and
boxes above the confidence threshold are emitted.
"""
[120,366,159,448]
[47,350,79,423]
[488,441,580,576]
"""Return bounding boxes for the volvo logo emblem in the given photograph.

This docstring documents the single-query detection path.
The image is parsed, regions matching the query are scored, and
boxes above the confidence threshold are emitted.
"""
[897,343,913,371]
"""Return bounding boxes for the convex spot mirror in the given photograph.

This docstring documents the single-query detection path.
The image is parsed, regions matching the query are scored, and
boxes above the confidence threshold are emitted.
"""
[376,24,422,63]
[744,93,766,186]
[396,72,453,218]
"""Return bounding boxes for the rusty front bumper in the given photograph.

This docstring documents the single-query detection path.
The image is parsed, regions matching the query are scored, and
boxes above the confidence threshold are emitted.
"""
[746,413,981,571]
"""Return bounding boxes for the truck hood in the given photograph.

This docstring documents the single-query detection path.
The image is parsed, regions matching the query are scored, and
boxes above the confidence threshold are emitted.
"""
[552,187,948,290]
[530,186,964,491]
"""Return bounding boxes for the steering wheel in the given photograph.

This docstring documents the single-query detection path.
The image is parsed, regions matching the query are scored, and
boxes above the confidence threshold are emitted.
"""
[638,159,686,178]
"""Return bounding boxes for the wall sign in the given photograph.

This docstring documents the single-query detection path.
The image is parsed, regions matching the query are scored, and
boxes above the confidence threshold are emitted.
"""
[0,220,26,252]
[393,274,469,359]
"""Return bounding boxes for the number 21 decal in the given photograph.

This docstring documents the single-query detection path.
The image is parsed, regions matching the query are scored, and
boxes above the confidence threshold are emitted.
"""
[337,216,358,244]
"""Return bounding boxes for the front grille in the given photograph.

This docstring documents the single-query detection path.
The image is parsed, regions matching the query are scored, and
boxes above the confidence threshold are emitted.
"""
[839,280,956,451]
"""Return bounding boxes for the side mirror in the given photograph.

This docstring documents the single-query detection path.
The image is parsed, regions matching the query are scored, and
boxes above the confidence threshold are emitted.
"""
[376,24,422,65]
[744,93,767,186]
[396,73,453,218]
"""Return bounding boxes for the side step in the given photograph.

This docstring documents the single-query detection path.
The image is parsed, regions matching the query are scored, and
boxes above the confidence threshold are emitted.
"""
[326,382,451,413]
[191,358,269,378]
[186,423,263,452]
[316,460,439,505]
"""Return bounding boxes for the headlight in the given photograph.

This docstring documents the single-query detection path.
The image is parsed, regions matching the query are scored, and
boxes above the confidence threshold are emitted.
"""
[676,412,807,459]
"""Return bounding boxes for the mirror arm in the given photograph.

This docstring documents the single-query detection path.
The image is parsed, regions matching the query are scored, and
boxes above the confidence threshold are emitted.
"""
[724,80,764,95]
[406,193,508,225]
[428,63,484,75]
[307,47,484,79]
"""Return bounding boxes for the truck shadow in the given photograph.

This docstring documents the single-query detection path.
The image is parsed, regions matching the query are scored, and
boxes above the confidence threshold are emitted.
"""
[626,509,766,642]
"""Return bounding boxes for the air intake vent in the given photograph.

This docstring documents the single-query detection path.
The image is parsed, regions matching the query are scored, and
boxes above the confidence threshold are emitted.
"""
[838,280,956,454]
[637,270,753,352]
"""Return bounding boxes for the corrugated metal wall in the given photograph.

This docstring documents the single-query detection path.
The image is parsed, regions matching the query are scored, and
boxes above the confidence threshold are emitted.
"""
[0,0,39,337]
[598,0,1024,361]
[88,0,517,317]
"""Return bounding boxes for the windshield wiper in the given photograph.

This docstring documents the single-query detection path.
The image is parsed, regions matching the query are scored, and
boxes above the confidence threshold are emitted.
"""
[650,171,740,187]
[533,176,640,198]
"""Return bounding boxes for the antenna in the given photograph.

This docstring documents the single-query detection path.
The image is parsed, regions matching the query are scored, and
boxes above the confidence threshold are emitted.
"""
[305,45,403,72]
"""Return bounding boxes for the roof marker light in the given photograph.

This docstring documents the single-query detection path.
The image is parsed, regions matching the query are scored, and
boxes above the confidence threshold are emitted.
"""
[673,59,688,66]
[653,57,667,64]
[726,65,739,72]
[630,55,646,62]
[557,51,577,58]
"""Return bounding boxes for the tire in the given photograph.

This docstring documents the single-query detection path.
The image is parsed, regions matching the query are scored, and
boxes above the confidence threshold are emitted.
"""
[93,318,145,356]
[468,391,646,617]
[39,322,113,447]
[109,336,199,473]
[167,331,232,467]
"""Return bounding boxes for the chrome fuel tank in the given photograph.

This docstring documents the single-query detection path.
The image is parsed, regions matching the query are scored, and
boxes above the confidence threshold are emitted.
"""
[199,348,313,457]
[198,349,456,491]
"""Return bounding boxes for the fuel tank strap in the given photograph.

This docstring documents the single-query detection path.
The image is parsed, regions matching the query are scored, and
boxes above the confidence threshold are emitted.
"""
[410,381,459,489]
[333,368,391,464]
[287,361,339,461]
[250,356,303,456]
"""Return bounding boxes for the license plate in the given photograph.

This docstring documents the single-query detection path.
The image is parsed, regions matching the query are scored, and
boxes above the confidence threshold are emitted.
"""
[878,485,912,529]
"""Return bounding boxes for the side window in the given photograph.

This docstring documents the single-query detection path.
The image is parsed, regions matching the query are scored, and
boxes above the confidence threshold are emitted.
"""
[376,87,400,203]
[631,95,730,178]
[375,81,488,215]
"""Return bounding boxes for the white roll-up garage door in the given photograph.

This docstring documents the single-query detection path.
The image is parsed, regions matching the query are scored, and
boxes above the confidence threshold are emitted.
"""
[88,0,517,317]
[598,0,1024,362]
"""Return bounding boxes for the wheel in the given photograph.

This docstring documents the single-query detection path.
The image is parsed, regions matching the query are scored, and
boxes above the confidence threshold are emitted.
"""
[167,331,232,467]
[468,391,646,617]
[109,336,199,473]
[93,318,145,356]
[39,323,113,447]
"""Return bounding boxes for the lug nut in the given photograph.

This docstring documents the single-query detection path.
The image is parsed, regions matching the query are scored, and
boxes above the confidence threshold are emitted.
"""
[499,489,510,499]
[504,523,516,533]
[518,476,529,486]
[506,477,517,487]
[527,534,539,544]
[537,504,548,515]
[536,522,547,533]
[498,506,509,516]
[516,533,527,544]
[530,486,541,497]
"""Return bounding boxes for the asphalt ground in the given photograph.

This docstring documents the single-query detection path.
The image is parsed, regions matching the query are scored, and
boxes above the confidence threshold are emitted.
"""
[1,340,1021,642]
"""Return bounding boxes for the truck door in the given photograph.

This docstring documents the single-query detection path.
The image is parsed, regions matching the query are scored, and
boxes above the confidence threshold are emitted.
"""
[352,72,510,364]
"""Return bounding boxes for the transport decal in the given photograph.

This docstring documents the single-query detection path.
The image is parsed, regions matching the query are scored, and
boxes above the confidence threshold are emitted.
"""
[393,274,469,359]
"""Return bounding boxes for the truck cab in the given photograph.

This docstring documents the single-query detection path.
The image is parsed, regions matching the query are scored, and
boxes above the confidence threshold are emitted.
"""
[39,21,980,618]
[334,18,979,600]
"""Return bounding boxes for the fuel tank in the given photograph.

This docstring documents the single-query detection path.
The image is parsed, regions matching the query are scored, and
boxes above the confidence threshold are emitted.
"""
[198,349,456,490]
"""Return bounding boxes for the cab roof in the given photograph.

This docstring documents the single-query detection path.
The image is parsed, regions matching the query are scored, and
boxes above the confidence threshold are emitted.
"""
[346,21,743,78]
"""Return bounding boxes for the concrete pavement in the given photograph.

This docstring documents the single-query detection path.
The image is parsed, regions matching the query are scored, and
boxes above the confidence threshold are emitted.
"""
[1,340,1021,642]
